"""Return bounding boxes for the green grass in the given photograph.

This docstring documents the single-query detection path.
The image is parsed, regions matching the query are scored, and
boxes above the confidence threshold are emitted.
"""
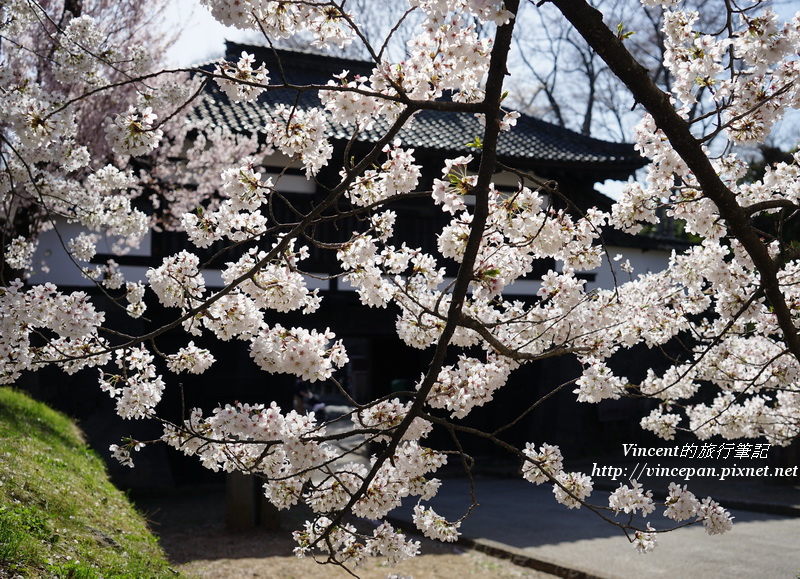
[0,387,177,578]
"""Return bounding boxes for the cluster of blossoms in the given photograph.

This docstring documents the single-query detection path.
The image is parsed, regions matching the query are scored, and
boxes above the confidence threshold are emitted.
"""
[146,250,207,310]
[220,243,322,314]
[321,71,404,131]
[214,51,270,102]
[632,524,658,554]
[2,87,77,161]
[62,166,149,245]
[4,237,38,272]
[426,355,513,418]
[182,161,273,249]
[100,347,165,420]
[609,480,655,516]
[249,324,348,382]
[343,140,421,206]
[52,16,118,86]
[395,12,493,102]
[521,444,732,551]
[661,10,729,108]
[640,407,682,440]
[1,57,151,275]
[219,161,273,211]
[324,0,512,121]
[724,11,800,144]
[125,282,147,318]
[166,342,216,374]
[521,443,564,484]
[431,156,607,301]
[552,471,594,510]
[521,443,593,509]
[0,281,109,383]
[50,13,153,87]
[263,104,333,176]
[293,518,421,566]
[573,360,627,403]
[200,0,354,48]
[614,236,800,445]
[312,440,447,520]
[659,6,800,143]
[162,402,331,475]
[352,398,433,443]
[664,483,734,536]
[409,0,513,24]
[67,233,99,262]
[161,400,444,561]
[105,106,164,156]
[411,505,461,542]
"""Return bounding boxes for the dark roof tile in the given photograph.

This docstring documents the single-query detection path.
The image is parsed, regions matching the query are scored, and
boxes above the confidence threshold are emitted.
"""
[190,44,644,174]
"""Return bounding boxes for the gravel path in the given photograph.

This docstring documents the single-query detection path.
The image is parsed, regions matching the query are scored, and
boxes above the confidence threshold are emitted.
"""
[136,487,556,579]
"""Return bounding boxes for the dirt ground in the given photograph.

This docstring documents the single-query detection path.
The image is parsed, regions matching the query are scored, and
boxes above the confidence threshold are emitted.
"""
[136,487,555,579]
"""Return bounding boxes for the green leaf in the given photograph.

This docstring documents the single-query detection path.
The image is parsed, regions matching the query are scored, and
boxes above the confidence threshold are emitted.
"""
[616,22,635,40]
[466,136,483,149]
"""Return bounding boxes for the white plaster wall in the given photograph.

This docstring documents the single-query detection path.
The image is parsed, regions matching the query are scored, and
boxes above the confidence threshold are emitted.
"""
[27,220,152,287]
[588,245,673,290]
[25,217,672,295]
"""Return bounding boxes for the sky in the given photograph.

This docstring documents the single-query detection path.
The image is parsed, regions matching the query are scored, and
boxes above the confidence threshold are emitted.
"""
[166,0,800,67]
[165,0,251,66]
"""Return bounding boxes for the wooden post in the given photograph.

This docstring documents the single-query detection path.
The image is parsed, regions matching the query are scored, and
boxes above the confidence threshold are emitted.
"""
[226,472,280,530]
[226,471,256,530]
[259,490,280,530]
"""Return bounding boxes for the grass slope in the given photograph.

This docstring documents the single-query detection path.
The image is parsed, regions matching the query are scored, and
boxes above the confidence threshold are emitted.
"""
[0,387,176,578]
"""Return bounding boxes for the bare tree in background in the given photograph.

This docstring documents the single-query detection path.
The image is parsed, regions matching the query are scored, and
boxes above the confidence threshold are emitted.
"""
[270,0,419,60]
[509,0,728,140]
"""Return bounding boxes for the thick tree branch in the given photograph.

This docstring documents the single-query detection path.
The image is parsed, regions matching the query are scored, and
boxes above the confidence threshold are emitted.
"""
[547,0,800,363]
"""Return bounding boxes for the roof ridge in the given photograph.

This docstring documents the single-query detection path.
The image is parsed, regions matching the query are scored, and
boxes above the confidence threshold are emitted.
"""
[188,42,645,178]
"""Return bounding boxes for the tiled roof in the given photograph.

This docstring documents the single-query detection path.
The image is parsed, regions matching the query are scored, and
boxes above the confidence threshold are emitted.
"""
[189,44,644,175]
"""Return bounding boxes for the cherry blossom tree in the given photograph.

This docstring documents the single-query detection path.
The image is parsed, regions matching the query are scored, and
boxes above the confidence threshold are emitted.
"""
[2,0,799,571]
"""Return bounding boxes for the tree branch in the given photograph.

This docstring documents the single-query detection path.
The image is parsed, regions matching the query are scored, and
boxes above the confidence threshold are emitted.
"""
[547,0,800,364]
